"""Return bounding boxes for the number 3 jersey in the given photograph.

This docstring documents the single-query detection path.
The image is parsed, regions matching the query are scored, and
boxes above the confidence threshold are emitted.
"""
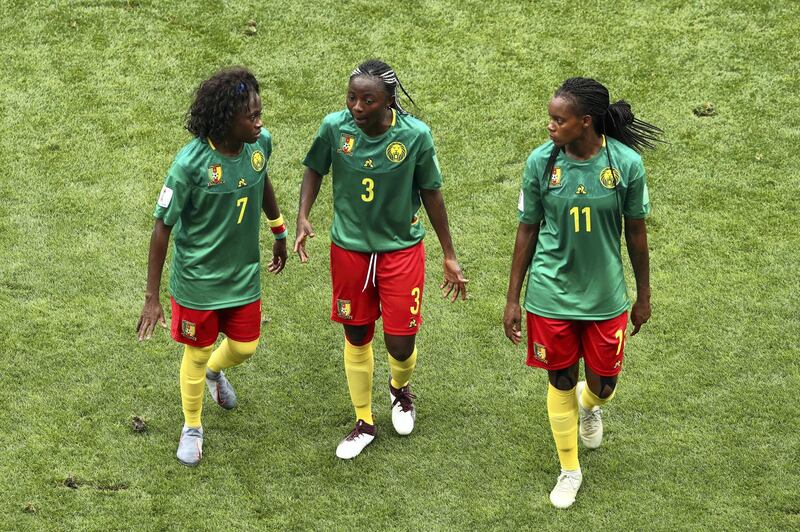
[518,137,650,320]
[153,130,272,310]
[303,109,442,253]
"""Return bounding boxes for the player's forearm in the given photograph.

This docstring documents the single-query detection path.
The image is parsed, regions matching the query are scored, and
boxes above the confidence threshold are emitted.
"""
[507,223,539,304]
[261,176,282,220]
[420,188,457,260]
[144,219,172,300]
[625,218,651,301]
[297,167,323,221]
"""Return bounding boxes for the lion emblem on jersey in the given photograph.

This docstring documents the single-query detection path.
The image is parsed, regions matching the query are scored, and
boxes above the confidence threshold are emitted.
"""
[207,164,223,186]
[386,142,407,163]
[600,167,621,189]
[251,150,265,172]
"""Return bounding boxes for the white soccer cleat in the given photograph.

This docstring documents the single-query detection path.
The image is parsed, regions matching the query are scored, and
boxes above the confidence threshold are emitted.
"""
[576,381,603,449]
[335,420,376,459]
[549,469,582,509]
[206,369,237,410]
[390,381,416,436]
[176,425,204,467]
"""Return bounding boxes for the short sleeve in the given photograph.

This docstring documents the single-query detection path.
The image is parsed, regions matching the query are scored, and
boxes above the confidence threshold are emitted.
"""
[303,120,333,176]
[153,160,192,226]
[414,129,442,190]
[623,160,651,219]
[518,155,544,224]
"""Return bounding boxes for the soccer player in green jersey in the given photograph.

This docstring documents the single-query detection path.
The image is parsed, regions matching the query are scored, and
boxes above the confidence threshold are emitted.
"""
[136,67,288,466]
[294,59,468,459]
[504,78,663,508]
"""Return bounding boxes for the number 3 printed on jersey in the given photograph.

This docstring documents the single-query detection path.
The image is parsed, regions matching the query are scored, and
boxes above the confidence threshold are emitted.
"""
[361,177,374,202]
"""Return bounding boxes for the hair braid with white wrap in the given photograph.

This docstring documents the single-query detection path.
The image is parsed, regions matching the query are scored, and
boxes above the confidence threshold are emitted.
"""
[350,59,415,115]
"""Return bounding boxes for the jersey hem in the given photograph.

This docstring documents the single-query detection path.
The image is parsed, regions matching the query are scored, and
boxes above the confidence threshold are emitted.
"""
[330,235,425,253]
[170,292,261,311]
[523,302,629,321]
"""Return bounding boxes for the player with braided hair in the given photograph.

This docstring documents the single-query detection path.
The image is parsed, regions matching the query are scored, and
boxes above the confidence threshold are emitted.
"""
[295,59,468,459]
[137,67,287,466]
[504,77,663,508]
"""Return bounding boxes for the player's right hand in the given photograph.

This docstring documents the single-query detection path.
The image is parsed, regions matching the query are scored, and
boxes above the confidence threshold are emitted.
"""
[503,301,522,345]
[137,298,166,341]
[293,218,315,263]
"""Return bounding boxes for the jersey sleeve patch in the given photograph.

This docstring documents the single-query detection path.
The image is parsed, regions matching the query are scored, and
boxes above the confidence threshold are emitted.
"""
[157,185,174,208]
[518,189,525,211]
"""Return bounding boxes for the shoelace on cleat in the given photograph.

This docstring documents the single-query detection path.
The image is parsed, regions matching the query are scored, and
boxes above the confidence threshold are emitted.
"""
[391,387,416,412]
[346,420,374,441]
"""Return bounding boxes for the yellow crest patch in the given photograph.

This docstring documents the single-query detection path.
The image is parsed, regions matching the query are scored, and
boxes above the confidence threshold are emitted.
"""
[339,134,355,155]
[548,167,562,188]
[533,343,547,363]
[336,299,352,320]
[181,320,197,340]
[386,142,407,163]
[208,164,223,186]
[600,167,621,189]
[251,150,265,172]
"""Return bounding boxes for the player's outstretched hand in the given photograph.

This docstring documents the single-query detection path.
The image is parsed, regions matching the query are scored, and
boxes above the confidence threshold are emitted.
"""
[293,218,315,263]
[630,297,651,336]
[268,238,287,273]
[137,298,166,341]
[503,301,522,344]
[440,258,468,302]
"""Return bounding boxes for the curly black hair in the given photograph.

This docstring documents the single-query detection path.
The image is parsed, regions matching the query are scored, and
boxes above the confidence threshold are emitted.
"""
[185,67,260,140]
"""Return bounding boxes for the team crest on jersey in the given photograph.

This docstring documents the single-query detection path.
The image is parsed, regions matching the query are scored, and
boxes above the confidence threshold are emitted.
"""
[336,299,353,319]
[600,167,621,189]
[181,320,197,340]
[339,134,356,156]
[533,343,547,363]
[386,142,407,163]
[576,184,587,195]
[208,164,223,186]
[364,158,374,168]
[251,150,265,172]
[548,167,562,188]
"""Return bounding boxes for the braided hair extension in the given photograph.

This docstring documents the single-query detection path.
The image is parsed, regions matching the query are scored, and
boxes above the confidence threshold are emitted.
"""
[350,59,415,115]
[543,77,664,193]
[186,67,260,140]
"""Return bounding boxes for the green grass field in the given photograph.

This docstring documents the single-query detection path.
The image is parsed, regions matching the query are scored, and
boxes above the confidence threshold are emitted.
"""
[2,0,798,529]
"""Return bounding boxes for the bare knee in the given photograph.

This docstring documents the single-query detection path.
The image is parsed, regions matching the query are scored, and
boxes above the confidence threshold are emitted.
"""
[385,334,415,361]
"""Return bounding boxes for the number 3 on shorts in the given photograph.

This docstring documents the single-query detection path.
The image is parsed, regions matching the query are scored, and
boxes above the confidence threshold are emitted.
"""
[410,287,420,315]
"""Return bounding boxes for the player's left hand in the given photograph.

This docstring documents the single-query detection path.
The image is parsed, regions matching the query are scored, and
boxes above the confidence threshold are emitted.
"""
[441,258,468,302]
[630,297,651,335]
[268,238,287,274]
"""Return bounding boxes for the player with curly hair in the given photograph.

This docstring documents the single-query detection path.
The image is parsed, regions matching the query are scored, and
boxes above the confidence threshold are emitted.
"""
[136,67,287,466]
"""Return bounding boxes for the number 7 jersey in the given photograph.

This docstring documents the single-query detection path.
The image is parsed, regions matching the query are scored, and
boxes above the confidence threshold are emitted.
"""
[518,137,651,320]
[303,109,442,253]
[153,130,272,310]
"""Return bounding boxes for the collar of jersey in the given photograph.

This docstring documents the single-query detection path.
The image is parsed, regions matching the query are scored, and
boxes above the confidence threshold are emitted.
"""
[206,137,246,161]
[560,135,607,166]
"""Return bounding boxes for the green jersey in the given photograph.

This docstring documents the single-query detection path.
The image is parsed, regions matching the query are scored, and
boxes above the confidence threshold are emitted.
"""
[303,109,442,252]
[518,137,650,320]
[153,130,273,310]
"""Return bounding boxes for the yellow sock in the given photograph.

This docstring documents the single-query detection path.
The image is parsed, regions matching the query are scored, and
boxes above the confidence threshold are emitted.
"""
[580,383,616,410]
[547,384,580,471]
[344,339,374,425]
[388,347,417,389]
[207,338,259,372]
[180,345,213,428]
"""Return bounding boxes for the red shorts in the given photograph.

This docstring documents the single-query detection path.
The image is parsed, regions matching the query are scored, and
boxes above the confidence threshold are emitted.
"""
[526,311,628,376]
[170,297,261,347]
[330,241,425,336]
